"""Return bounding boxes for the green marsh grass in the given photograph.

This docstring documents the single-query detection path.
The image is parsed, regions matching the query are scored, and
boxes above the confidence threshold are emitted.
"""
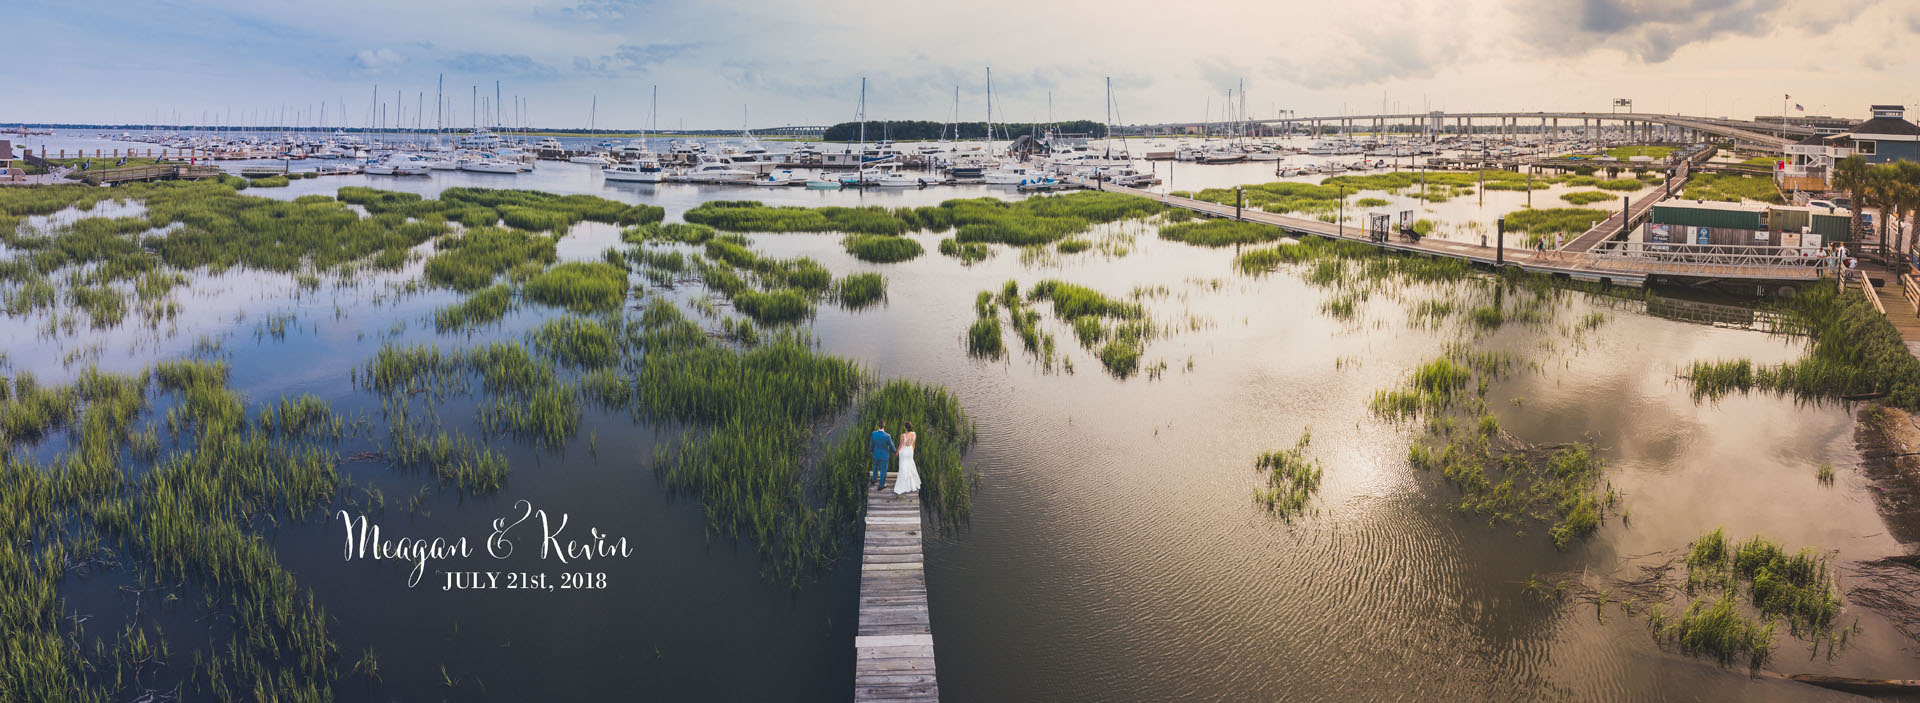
[834,272,887,309]
[843,234,924,263]
[523,262,629,313]
[433,284,517,332]
[1254,430,1324,518]
[1158,219,1283,247]
[939,237,991,264]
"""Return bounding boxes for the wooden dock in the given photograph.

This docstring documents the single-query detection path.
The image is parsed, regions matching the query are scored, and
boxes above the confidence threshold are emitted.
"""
[1079,163,1824,287]
[854,481,938,702]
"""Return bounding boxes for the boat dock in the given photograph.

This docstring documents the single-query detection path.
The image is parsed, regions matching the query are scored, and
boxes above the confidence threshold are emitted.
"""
[1078,178,1828,287]
[854,482,939,702]
[860,484,940,703]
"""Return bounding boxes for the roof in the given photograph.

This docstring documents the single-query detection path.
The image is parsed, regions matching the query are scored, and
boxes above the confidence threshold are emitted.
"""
[1849,116,1920,137]
[1796,132,1830,146]
[1656,200,1773,213]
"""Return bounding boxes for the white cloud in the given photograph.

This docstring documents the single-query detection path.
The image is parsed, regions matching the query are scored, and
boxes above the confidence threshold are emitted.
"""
[353,48,404,70]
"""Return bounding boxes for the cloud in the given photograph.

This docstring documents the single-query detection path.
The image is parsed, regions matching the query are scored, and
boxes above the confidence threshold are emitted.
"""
[1517,0,1790,62]
[441,52,558,77]
[353,48,404,70]
[575,42,701,76]
[559,0,648,21]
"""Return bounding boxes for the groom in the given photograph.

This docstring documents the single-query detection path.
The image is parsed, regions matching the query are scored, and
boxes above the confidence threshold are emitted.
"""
[869,420,896,490]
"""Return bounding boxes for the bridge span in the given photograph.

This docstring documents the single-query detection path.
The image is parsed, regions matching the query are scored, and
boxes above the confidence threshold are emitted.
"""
[1251,111,1807,149]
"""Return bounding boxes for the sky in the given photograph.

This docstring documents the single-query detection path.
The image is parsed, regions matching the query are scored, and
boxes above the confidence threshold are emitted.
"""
[7,0,1919,129]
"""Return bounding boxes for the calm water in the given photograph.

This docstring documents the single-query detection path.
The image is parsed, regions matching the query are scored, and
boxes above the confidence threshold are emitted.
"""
[8,144,1914,701]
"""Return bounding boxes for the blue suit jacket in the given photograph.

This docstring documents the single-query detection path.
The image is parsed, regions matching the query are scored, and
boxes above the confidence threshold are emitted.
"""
[870,429,895,459]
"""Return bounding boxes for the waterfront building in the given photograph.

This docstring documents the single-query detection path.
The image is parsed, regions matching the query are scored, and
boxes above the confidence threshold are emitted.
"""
[1843,105,1920,165]
[0,140,19,182]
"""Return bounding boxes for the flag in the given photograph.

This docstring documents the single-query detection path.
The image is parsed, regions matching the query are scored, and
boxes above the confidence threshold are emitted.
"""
[1784,93,1791,99]
[1795,104,1804,111]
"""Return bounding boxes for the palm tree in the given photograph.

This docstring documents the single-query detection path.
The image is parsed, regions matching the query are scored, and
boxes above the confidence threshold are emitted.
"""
[1834,155,1870,252]
[1891,162,1920,268]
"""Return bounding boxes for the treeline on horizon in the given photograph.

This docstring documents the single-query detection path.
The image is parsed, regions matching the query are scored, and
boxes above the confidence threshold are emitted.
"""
[822,120,1108,142]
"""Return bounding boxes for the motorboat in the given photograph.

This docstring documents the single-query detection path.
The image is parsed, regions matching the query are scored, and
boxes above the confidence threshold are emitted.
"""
[754,169,811,187]
[676,159,755,183]
[804,179,841,190]
[612,141,651,159]
[535,137,564,151]
[982,165,1040,185]
[365,153,430,176]
[869,169,929,188]
[604,159,669,183]
[569,153,613,166]
[1197,149,1247,164]
[461,159,523,174]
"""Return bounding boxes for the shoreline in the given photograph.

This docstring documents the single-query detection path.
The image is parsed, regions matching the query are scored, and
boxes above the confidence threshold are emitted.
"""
[1855,403,1920,547]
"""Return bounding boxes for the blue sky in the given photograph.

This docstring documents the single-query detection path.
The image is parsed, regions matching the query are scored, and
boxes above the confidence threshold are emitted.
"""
[8,0,1919,128]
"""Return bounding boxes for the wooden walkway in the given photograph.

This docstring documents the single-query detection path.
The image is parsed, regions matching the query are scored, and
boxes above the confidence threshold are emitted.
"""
[1081,161,1823,287]
[1082,179,1638,284]
[1560,173,1687,253]
[854,480,938,702]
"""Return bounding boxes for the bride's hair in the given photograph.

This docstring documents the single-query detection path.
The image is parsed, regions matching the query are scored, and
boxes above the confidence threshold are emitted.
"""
[904,421,914,432]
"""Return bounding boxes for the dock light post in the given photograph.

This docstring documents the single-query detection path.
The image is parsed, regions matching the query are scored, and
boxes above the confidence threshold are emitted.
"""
[1235,186,1242,221]
[1338,186,1346,237]
[1497,217,1505,265]
[1622,196,1631,236]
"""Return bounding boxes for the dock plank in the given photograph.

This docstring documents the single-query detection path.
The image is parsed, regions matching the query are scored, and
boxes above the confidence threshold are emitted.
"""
[854,476,938,702]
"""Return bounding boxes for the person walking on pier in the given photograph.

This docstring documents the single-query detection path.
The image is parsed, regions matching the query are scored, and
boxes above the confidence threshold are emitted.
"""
[870,420,897,490]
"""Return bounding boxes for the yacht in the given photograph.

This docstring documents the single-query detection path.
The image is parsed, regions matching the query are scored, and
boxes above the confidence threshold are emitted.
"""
[612,140,652,159]
[461,159,523,174]
[535,137,564,151]
[458,129,505,149]
[676,159,755,183]
[365,153,430,176]
[604,159,669,183]
[869,169,930,188]
[983,165,1041,185]
[569,153,612,166]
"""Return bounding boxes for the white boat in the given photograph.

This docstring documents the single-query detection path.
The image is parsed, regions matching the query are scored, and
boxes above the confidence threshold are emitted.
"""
[535,137,563,151]
[612,140,652,159]
[676,160,755,183]
[569,154,612,166]
[983,165,1041,185]
[461,160,523,174]
[604,158,669,183]
[869,169,929,188]
[804,179,841,190]
[754,169,811,187]
[365,153,430,176]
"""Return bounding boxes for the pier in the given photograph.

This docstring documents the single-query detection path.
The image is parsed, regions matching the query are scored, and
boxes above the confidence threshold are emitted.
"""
[854,482,939,702]
[1079,178,1828,287]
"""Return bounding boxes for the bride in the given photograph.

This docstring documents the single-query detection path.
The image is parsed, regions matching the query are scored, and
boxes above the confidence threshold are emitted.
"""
[892,421,921,495]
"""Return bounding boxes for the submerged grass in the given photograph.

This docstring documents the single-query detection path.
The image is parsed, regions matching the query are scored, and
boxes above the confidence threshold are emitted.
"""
[1254,429,1324,519]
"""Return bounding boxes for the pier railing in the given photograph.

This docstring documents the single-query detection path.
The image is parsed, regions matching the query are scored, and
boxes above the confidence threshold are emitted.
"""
[1582,241,1825,280]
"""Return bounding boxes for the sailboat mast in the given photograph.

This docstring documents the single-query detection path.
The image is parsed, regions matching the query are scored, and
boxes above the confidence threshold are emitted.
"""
[984,67,993,153]
[1105,77,1112,159]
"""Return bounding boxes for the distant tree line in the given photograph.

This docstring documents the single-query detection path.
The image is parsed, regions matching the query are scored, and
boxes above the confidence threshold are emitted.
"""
[822,120,1107,142]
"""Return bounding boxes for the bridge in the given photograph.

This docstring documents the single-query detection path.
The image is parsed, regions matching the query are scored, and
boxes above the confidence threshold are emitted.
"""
[1240,111,1810,149]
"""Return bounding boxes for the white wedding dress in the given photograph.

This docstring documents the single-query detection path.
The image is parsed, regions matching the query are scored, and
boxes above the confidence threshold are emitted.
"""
[892,444,921,494]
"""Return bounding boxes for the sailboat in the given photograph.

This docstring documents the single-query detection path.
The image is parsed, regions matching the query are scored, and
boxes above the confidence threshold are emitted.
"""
[605,86,667,182]
[570,95,612,166]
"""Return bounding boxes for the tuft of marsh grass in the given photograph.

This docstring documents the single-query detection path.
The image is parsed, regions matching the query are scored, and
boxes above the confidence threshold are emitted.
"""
[1254,429,1324,519]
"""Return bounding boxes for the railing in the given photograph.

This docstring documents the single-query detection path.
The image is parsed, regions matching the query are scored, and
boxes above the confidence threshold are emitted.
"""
[1863,275,1887,315]
[1583,241,1826,280]
[1904,272,1920,314]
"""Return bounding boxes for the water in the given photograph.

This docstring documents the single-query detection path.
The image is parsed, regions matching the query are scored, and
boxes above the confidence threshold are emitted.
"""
[7,146,1915,701]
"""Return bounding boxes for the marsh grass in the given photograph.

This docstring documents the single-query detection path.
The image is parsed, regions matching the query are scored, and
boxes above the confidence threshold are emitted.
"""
[1158,219,1283,247]
[1254,430,1323,518]
[843,234,924,263]
[938,238,991,264]
[523,262,629,313]
[1684,286,1920,409]
[1658,527,1849,672]
[834,273,887,309]
[433,284,517,332]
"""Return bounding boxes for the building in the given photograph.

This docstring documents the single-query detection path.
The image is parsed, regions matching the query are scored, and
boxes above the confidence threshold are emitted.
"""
[1646,200,1851,248]
[1754,115,1856,133]
[0,140,20,183]
[1780,131,1853,191]
[1841,105,1920,165]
